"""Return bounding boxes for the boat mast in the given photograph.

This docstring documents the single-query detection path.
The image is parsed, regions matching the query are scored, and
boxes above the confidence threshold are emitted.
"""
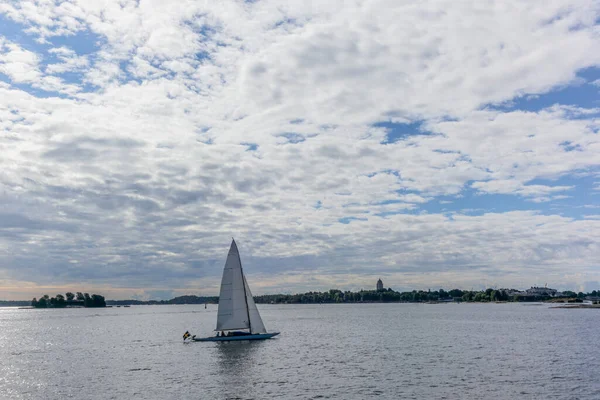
[235,239,252,333]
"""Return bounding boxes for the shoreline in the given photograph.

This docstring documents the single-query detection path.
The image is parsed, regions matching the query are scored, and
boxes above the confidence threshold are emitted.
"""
[551,304,600,309]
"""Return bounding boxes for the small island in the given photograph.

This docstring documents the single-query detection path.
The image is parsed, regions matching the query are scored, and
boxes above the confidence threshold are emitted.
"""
[31,292,106,308]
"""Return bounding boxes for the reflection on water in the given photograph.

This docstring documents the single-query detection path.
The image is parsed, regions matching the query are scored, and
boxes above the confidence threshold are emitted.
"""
[216,340,264,367]
[216,341,265,399]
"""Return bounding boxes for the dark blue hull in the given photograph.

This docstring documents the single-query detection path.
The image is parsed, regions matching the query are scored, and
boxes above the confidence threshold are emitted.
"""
[192,332,280,342]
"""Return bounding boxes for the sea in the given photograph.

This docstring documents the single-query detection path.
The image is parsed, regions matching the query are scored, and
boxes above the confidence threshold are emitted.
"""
[1,303,599,400]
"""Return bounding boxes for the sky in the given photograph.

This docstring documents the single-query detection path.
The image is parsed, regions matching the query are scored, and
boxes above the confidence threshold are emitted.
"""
[0,0,599,300]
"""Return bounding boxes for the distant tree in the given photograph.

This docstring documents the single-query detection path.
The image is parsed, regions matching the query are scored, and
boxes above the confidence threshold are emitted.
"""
[65,292,75,301]
[31,298,38,307]
[577,292,585,299]
[512,295,522,302]
[55,294,66,308]
[474,292,486,302]
[76,292,84,301]
[83,293,91,307]
[427,292,439,302]
[36,297,47,308]
[90,294,106,307]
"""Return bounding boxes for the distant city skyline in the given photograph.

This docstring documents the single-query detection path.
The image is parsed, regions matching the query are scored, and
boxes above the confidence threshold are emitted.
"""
[1,1,599,301]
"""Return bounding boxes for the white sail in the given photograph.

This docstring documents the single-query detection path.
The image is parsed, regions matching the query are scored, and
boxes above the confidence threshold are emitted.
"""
[243,275,267,334]
[216,240,250,331]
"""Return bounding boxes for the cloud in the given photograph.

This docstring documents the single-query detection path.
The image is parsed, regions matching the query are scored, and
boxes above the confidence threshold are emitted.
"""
[471,181,573,202]
[236,0,600,122]
[0,37,80,94]
[0,37,41,82]
[45,46,89,74]
[0,1,600,299]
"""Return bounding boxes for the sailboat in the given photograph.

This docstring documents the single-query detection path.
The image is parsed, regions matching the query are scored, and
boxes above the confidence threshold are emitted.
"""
[192,239,280,342]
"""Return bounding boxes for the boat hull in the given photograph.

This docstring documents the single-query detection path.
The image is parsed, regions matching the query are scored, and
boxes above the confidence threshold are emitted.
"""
[192,332,280,342]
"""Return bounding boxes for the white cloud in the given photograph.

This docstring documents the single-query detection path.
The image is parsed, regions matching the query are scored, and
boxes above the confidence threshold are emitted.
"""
[0,1,600,298]
[0,37,41,82]
[45,46,89,74]
[0,37,81,94]
[472,181,573,202]
[234,0,600,123]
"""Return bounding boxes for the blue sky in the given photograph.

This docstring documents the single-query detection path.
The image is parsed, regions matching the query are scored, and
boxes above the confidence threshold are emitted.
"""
[0,0,599,300]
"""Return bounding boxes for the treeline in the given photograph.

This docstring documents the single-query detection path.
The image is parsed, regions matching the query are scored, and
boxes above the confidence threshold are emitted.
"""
[0,300,30,307]
[253,288,597,304]
[254,288,508,304]
[106,295,218,306]
[31,292,106,308]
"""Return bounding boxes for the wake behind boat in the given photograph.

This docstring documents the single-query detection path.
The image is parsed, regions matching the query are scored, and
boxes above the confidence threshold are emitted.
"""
[187,239,279,342]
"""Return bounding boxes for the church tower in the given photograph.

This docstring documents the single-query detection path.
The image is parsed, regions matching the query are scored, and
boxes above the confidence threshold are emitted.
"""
[376,278,384,292]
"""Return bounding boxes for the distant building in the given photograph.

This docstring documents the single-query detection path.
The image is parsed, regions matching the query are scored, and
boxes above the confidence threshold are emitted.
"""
[525,286,558,297]
[376,279,384,292]
[500,288,522,297]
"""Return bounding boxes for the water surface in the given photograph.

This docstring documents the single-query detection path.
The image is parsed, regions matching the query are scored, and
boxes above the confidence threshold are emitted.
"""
[1,303,599,399]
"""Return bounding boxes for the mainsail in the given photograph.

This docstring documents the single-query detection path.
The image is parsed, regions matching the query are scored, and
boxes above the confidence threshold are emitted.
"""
[216,239,267,334]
